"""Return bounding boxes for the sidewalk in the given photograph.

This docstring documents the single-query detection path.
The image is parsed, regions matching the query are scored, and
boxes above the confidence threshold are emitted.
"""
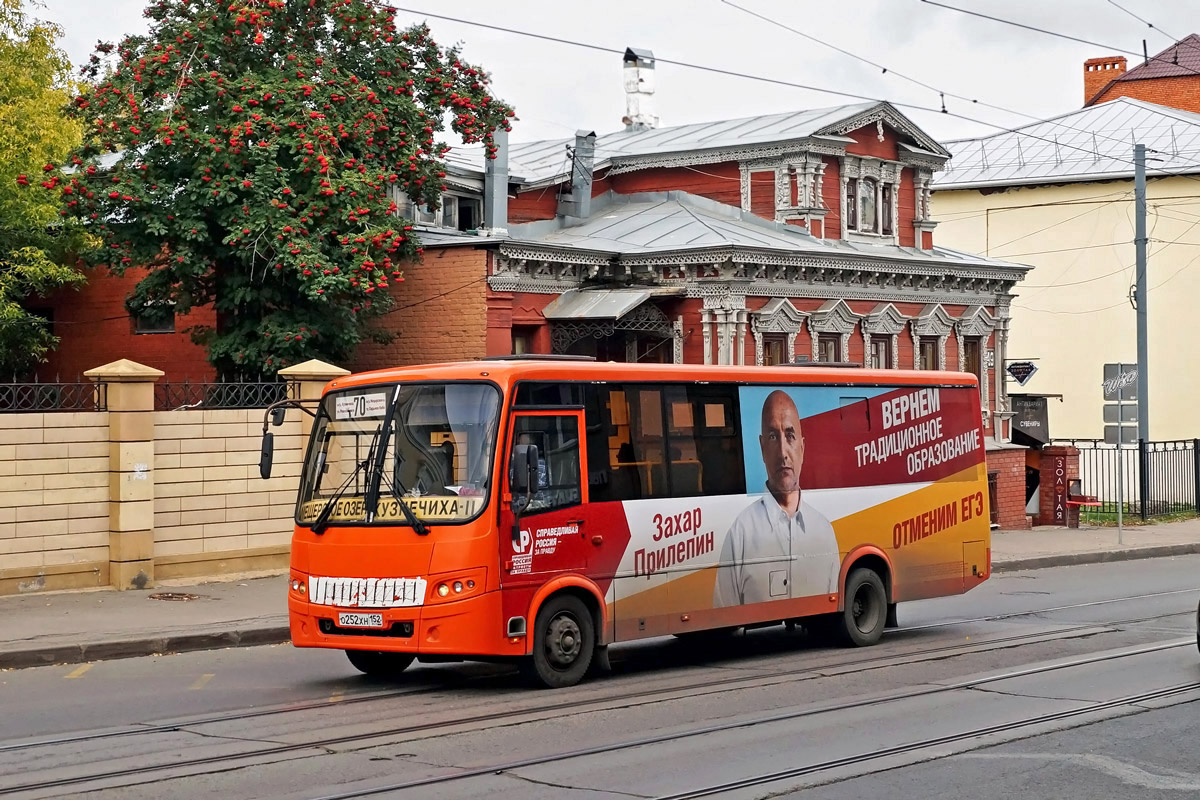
[2,520,1199,671]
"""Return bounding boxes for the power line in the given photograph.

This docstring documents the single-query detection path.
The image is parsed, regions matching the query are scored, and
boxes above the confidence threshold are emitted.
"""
[720,0,1200,178]
[919,0,1200,79]
[388,4,1200,186]
[1105,0,1179,42]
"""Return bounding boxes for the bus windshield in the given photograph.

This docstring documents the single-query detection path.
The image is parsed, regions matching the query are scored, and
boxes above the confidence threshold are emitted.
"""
[297,382,501,527]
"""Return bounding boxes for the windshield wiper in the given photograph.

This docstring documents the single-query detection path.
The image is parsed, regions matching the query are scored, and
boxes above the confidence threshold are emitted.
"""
[378,472,431,536]
[310,432,381,535]
[362,386,429,536]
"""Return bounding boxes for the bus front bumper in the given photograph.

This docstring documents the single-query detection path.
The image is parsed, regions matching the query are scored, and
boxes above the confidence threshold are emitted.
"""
[288,586,524,659]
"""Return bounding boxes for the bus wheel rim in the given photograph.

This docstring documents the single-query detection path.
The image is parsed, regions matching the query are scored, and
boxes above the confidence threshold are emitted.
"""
[546,613,582,668]
[851,584,880,633]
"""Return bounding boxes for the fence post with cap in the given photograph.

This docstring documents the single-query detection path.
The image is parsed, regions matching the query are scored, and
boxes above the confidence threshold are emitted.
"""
[83,359,164,591]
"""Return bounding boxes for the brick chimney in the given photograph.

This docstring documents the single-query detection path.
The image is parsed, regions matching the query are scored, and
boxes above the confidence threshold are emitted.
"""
[1083,56,1126,105]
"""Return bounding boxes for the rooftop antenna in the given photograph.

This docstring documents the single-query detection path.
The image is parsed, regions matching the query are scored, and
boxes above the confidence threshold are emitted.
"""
[1171,124,1179,156]
[1016,137,1025,167]
[979,139,988,170]
[1054,134,1062,165]
[1092,130,1100,162]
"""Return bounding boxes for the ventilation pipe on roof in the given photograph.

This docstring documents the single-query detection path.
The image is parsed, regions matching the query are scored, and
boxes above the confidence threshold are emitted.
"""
[482,126,509,236]
[622,47,659,131]
[557,130,596,220]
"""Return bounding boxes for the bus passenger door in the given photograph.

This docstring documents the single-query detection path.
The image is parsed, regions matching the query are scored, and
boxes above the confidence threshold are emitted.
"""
[503,411,590,580]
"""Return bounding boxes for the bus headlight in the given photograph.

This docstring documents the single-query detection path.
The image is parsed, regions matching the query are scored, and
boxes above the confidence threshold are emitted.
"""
[427,568,487,604]
[290,578,306,594]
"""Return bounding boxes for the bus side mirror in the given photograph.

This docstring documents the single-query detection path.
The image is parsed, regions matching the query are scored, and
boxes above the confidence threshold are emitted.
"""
[270,407,287,427]
[259,432,275,480]
[510,444,539,496]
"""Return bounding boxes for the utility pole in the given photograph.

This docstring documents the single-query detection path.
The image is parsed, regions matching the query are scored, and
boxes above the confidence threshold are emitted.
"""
[1134,144,1149,444]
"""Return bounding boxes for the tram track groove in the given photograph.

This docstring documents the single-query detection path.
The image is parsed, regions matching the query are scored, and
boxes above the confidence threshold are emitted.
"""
[2,634,1192,798]
[652,682,1200,799]
[304,640,1198,799]
[0,598,1188,759]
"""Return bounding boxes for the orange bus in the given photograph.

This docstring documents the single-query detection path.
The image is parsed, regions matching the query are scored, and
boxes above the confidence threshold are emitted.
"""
[260,358,992,688]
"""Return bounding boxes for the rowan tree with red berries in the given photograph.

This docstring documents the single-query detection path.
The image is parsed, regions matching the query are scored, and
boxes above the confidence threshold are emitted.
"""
[42,0,512,375]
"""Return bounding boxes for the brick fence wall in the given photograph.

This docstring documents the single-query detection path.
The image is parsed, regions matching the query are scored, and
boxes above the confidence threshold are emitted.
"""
[0,412,111,593]
[152,409,303,581]
[0,359,336,597]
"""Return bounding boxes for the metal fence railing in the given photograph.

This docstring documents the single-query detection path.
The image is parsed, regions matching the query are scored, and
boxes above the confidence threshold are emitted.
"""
[0,381,107,412]
[153,378,292,411]
[1052,438,1199,520]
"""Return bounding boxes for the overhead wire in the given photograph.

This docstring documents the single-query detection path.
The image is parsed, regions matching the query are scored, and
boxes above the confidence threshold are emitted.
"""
[721,0,1200,187]
[919,0,1200,78]
[383,3,1200,187]
[1105,0,1179,42]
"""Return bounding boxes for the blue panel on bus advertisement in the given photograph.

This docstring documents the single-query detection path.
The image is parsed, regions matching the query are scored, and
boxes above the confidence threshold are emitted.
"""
[738,385,891,494]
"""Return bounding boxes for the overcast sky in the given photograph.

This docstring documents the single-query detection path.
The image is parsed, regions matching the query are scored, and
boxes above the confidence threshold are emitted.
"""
[37,0,1200,146]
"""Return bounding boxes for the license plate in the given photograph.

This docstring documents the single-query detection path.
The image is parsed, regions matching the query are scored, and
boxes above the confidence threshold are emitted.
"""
[338,612,384,629]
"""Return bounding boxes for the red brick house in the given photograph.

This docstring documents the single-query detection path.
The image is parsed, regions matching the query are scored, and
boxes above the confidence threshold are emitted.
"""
[1083,33,1200,112]
[31,48,1034,527]
[355,49,1033,528]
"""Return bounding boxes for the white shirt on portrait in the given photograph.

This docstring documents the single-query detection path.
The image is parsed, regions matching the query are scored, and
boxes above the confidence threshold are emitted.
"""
[713,490,842,607]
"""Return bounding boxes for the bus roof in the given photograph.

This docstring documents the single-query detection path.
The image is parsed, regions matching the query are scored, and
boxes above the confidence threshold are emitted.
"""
[326,359,980,394]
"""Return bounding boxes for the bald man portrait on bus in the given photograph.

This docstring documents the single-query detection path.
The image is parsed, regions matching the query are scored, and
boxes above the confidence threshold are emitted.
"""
[714,389,842,608]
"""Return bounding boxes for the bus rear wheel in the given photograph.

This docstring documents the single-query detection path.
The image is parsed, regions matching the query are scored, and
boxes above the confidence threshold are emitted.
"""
[345,649,415,677]
[520,594,595,689]
[837,568,888,647]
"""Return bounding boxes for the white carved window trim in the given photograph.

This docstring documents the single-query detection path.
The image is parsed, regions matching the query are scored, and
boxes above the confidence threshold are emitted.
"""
[840,155,902,244]
[751,298,808,366]
[862,303,908,370]
[910,304,954,371]
[808,299,860,363]
[955,306,996,411]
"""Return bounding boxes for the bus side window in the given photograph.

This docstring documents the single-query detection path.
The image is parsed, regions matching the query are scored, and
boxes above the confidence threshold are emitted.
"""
[512,415,581,514]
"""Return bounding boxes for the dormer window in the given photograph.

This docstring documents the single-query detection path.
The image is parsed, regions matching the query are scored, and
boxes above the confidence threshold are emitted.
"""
[841,156,902,241]
[859,178,878,233]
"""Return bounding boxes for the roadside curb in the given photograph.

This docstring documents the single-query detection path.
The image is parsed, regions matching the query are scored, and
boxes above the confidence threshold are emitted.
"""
[0,625,291,671]
[993,542,1200,573]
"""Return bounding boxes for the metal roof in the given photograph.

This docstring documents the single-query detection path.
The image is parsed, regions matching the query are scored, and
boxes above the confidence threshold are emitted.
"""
[445,101,948,187]
[541,288,651,320]
[507,191,1029,272]
[933,97,1200,190]
[1114,34,1200,82]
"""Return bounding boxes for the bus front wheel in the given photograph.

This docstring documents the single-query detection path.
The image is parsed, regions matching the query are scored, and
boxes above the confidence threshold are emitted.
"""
[837,568,888,647]
[345,649,415,677]
[521,594,595,689]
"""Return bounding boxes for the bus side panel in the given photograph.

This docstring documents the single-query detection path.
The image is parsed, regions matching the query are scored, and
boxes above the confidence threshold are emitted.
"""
[594,382,990,640]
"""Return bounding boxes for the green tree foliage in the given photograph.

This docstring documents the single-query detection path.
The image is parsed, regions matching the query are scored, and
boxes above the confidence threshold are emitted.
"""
[0,0,86,376]
[44,0,512,376]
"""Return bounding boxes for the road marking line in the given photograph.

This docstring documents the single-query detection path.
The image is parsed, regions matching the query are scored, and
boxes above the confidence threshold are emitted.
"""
[329,685,345,703]
[189,673,215,691]
[64,664,93,679]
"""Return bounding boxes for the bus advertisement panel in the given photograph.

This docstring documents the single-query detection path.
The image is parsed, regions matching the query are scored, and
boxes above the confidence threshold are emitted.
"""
[508,382,989,644]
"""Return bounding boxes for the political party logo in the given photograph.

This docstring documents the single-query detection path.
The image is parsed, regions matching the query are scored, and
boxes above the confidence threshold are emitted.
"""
[511,528,533,575]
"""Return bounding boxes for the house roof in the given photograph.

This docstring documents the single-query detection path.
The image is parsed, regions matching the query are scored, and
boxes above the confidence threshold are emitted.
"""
[505,190,1029,274]
[933,97,1200,190]
[446,101,950,187]
[1113,33,1200,82]
[1084,34,1200,106]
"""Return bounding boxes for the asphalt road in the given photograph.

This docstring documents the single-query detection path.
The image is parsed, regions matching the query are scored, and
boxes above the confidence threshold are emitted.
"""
[1,555,1197,799]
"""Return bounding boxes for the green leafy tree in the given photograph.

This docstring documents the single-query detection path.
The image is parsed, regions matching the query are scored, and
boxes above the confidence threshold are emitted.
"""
[43,0,512,376]
[0,0,86,376]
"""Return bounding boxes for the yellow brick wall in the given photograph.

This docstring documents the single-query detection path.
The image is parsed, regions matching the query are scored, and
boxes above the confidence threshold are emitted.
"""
[0,412,110,590]
[153,409,304,562]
